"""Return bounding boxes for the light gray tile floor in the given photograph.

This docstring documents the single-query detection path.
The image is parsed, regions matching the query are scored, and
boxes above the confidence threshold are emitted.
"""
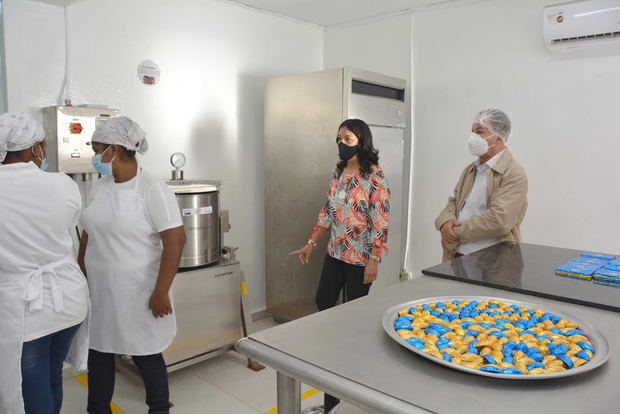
[60,316,325,414]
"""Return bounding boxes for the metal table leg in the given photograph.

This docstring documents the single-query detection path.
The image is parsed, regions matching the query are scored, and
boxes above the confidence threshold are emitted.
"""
[240,270,265,372]
[277,371,301,414]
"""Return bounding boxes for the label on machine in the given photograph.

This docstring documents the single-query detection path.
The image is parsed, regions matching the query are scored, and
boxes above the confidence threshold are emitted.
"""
[182,206,213,216]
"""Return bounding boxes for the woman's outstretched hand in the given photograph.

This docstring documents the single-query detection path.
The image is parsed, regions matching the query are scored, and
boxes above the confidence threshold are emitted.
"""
[289,244,314,264]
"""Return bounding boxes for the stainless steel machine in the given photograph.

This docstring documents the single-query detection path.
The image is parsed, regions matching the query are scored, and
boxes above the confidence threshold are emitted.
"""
[162,257,243,371]
[168,180,221,267]
[42,105,119,253]
[264,68,408,322]
[40,105,250,372]
[161,158,244,371]
[42,105,119,173]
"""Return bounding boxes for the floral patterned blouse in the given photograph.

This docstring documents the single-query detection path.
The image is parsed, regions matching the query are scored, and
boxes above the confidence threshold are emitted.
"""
[312,165,390,266]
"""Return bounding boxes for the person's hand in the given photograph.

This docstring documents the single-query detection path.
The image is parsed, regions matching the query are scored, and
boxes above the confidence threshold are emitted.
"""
[289,244,314,264]
[440,220,461,244]
[149,291,173,318]
[364,259,379,284]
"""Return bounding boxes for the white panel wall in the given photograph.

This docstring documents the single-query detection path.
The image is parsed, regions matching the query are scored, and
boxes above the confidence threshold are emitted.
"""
[411,0,620,273]
[3,0,323,313]
[8,0,618,311]
[324,14,413,81]
[4,0,65,112]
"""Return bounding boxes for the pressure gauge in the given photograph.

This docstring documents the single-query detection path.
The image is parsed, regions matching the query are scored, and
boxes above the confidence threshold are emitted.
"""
[170,152,186,181]
[170,152,186,169]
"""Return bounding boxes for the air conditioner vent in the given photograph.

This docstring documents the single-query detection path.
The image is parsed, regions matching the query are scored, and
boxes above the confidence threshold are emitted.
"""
[551,31,620,44]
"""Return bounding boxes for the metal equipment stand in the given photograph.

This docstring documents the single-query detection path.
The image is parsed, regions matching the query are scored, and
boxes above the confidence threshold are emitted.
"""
[239,269,265,371]
[119,266,264,379]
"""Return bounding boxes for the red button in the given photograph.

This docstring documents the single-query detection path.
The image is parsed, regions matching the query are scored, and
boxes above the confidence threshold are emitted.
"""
[69,123,83,134]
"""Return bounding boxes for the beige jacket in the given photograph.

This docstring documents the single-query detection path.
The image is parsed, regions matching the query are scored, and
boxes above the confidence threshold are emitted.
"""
[435,149,528,262]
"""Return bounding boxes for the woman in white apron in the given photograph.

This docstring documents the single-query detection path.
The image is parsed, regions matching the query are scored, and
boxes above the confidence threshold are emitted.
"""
[78,117,185,414]
[0,113,89,414]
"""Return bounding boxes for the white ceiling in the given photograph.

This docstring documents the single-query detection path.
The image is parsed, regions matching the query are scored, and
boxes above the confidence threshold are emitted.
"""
[220,0,474,27]
[25,0,87,6]
[28,0,476,27]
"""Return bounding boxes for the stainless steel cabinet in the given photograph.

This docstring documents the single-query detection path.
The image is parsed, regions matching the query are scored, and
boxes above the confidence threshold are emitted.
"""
[265,68,408,321]
[164,260,242,371]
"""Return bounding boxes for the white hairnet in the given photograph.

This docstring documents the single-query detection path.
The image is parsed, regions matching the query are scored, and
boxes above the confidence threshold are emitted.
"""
[0,112,45,162]
[474,108,511,141]
[91,116,149,154]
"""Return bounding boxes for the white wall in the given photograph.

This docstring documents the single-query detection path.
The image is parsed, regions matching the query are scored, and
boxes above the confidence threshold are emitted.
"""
[3,0,323,313]
[411,0,620,273]
[323,13,414,289]
[324,14,413,82]
[8,0,618,310]
[3,0,65,112]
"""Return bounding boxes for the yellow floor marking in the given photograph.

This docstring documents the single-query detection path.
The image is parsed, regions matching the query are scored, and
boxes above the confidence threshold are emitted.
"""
[263,388,322,414]
[75,375,126,414]
[301,388,321,400]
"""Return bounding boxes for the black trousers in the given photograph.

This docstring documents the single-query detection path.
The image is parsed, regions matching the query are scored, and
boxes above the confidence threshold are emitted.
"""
[87,349,170,414]
[315,254,371,311]
[315,254,371,412]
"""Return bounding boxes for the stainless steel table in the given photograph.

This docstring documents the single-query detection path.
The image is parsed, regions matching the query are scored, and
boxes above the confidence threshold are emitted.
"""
[422,242,620,313]
[235,276,619,413]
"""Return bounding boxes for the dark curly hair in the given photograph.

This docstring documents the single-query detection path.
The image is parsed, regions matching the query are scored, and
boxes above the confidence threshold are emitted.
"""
[336,118,379,177]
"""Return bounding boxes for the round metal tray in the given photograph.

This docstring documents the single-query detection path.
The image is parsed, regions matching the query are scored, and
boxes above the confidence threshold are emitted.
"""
[382,296,610,380]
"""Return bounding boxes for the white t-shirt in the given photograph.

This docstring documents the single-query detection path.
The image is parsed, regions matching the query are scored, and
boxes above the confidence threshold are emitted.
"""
[0,162,88,341]
[86,170,182,233]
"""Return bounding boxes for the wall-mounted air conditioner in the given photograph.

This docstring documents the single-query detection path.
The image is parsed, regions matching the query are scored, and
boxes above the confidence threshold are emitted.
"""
[543,0,620,50]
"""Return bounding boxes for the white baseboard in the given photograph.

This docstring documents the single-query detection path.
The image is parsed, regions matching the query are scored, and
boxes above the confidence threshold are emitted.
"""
[251,308,271,321]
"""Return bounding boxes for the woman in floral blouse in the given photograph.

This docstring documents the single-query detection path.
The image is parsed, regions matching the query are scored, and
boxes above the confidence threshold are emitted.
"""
[290,118,390,411]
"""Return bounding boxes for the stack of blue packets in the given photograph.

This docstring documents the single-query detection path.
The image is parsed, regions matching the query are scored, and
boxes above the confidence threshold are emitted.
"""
[580,252,617,261]
[593,259,620,288]
[555,252,616,281]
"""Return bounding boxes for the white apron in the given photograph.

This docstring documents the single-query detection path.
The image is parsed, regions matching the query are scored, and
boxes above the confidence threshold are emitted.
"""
[81,172,176,355]
[0,258,89,414]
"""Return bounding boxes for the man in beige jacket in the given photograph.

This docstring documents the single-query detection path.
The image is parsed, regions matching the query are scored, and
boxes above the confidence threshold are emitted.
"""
[435,109,528,262]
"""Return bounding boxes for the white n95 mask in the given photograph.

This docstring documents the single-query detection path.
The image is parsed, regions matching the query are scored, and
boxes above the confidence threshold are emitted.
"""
[467,133,496,157]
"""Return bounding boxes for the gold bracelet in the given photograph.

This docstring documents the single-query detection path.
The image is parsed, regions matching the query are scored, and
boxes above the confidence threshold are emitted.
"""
[307,239,317,249]
[370,254,380,262]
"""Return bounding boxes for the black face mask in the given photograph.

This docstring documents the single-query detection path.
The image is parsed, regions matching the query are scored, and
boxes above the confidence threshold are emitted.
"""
[338,142,359,162]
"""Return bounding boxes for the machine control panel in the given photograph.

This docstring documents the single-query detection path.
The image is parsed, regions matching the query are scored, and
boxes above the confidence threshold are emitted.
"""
[43,106,119,174]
